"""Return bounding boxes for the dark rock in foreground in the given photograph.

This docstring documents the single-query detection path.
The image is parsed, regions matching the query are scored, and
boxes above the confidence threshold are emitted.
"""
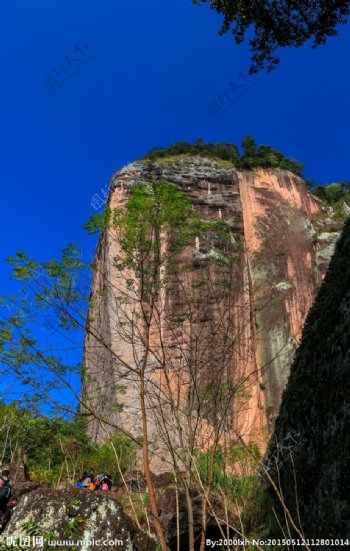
[7,461,42,499]
[269,216,350,544]
[1,487,156,551]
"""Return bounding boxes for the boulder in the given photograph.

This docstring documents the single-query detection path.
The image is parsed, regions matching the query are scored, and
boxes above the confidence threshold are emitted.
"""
[6,461,28,483]
[119,470,147,493]
[1,461,42,499]
[157,486,233,550]
[1,487,156,551]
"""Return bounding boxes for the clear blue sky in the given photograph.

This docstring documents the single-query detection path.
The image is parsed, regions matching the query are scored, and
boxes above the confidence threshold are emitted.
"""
[1,0,350,268]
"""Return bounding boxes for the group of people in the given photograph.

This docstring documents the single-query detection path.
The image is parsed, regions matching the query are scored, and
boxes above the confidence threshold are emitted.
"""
[0,470,17,533]
[75,470,113,492]
[0,467,113,533]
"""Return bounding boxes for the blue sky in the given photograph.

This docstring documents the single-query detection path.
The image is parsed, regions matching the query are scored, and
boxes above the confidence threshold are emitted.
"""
[0,1,349,408]
[1,0,350,267]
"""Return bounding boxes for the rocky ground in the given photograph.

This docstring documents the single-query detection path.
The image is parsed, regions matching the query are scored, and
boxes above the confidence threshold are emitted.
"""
[1,486,156,551]
[0,463,156,551]
[1,464,236,550]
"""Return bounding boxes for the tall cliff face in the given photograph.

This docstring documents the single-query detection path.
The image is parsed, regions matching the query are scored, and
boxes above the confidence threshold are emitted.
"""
[83,156,340,461]
[269,217,350,542]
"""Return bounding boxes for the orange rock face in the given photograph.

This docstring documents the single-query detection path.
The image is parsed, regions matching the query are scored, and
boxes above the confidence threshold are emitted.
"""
[83,157,341,469]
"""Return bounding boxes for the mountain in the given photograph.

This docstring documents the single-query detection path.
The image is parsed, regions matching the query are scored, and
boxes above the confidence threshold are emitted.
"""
[82,154,341,469]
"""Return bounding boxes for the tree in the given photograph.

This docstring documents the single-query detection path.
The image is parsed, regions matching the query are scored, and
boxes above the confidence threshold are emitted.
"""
[142,138,304,176]
[0,179,298,548]
[239,135,259,168]
[192,0,350,72]
[84,181,255,550]
[83,180,289,549]
[313,181,350,209]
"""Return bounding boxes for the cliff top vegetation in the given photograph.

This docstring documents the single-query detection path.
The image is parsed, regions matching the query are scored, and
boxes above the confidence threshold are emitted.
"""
[142,136,305,176]
[311,181,350,219]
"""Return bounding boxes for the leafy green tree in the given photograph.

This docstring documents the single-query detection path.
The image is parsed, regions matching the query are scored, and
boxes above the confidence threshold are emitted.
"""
[0,174,315,546]
[143,138,304,175]
[192,0,350,72]
[0,401,135,484]
[143,140,240,164]
[239,135,259,168]
[324,183,346,203]
[1,181,206,551]
[313,182,350,207]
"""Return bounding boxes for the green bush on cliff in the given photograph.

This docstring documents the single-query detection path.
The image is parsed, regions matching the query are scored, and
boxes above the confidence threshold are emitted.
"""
[312,181,350,219]
[237,135,304,175]
[143,139,240,165]
[142,136,304,176]
[313,181,350,203]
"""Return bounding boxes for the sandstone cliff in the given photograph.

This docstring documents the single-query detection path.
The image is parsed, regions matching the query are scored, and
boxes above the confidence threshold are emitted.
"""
[82,156,341,463]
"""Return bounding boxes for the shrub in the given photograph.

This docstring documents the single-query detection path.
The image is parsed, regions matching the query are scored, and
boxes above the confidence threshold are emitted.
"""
[142,137,304,176]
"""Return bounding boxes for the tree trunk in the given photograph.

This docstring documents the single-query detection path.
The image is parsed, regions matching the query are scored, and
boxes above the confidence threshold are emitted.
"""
[140,375,168,551]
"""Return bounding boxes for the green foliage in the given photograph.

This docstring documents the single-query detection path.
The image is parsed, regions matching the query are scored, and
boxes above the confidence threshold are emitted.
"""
[237,136,304,175]
[0,401,135,485]
[312,181,350,221]
[20,521,57,543]
[63,517,87,537]
[143,139,240,164]
[21,520,43,537]
[0,244,90,411]
[192,1,350,73]
[313,181,350,203]
[83,433,136,482]
[83,207,112,235]
[115,180,195,263]
[108,181,211,304]
[142,137,304,176]
[194,441,261,502]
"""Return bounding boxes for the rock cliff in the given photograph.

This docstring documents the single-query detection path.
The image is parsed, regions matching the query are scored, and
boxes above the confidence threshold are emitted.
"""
[268,216,350,543]
[82,156,341,463]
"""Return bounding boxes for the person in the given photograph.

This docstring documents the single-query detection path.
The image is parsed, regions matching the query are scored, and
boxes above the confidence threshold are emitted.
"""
[101,477,109,492]
[94,472,106,490]
[106,475,113,491]
[76,471,91,488]
[66,476,74,489]
[81,469,95,487]
[81,476,91,487]
[0,496,18,533]
[0,471,12,514]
